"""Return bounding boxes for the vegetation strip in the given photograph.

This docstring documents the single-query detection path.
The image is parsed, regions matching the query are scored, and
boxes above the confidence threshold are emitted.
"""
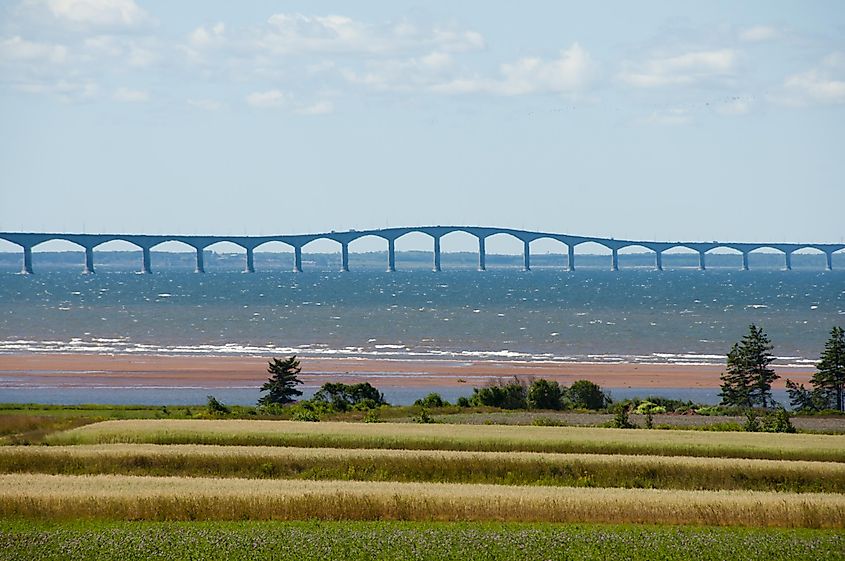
[4,444,845,493]
[1,473,843,527]
[1,520,843,561]
[48,419,845,462]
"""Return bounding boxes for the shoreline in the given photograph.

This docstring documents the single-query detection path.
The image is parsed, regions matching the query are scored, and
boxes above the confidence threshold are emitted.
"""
[0,352,815,391]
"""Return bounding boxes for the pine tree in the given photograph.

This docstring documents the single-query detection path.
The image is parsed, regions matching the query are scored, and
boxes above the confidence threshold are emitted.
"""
[719,324,778,408]
[258,356,303,406]
[813,326,845,412]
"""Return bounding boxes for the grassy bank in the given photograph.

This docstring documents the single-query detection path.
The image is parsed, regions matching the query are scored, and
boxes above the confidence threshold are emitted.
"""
[47,419,845,462]
[2,444,844,493]
[1,473,843,527]
[2,520,843,561]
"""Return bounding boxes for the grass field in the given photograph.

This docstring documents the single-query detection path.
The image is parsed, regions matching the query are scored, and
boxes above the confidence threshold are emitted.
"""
[1,520,843,561]
[48,419,845,461]
[2,473,844,527]
[3,443,845,493]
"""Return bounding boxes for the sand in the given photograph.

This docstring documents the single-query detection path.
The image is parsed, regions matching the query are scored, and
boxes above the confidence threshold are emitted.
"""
[0,353,815,390]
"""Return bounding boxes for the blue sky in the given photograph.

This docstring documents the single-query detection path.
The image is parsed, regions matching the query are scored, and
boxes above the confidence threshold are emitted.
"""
[1,0,844,252]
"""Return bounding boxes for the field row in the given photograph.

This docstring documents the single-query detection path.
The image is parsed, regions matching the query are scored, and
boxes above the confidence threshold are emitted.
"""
[3,444,845,493]
[49,419,845,462]
[1,520,843,561]
[1,473,843,527]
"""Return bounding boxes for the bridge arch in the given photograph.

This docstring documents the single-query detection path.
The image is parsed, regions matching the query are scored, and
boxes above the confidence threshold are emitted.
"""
[528,236,569,270]
[298,237,343,272]
[704,246,744,270]
[616,244,659,270]
[482,232,527,270]
[203,241,248,272]
[747,246,788,270]
[660,245,704,270]
[393,231,437,271]
[29,238,90,274]
[147,239,204,272]
[348,234,394,272]
[90,239,144,273]
[570,240,613,270]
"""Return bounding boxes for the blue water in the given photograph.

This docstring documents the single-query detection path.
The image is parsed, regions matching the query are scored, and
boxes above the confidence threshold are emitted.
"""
[0,270,842,404]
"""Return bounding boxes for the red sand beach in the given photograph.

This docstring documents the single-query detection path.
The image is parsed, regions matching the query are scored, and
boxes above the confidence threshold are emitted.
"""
[0,353,815,390]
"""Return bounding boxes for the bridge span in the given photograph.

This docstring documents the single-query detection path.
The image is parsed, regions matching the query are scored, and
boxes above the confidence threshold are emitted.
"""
[0,227,842,274]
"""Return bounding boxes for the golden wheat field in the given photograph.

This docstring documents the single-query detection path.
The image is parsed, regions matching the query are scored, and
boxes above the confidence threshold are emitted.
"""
[3,443,845,492]
[1,473,843,527]
[48,419,845,461]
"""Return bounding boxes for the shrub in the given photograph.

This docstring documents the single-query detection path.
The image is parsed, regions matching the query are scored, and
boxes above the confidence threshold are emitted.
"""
[413,407,436,424]
[527,379,564,410]
[313,382,387,411]
[567,380,611,410]
[206,396,230,416]
[762,408,796,434]
[362,409,382,423]
[456,397,471,408]
[609,405,636,429]
[743,410,761,432]
[414,393,448,408]
[470,378,527,409]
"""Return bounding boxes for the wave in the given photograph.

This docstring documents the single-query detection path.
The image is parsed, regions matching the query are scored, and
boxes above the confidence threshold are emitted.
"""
[0,338,818,367]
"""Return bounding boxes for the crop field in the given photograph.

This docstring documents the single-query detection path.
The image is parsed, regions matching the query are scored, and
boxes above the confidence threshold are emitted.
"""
[3,417,844,559]
[48,419,845,461]
[1,520,843,561]
[2,444,845,493]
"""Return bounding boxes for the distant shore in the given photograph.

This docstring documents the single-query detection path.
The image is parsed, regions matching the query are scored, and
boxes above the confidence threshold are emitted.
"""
[0,353,815,391]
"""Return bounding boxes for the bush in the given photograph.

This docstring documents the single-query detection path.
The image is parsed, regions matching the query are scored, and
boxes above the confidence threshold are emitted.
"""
[609,405,636,429]
[527,379,564,410]
[743,410,761,432]
[762,408,796,433]
[567,380,611,410]
[414,393,449,408]
[635,401,667,415]
[206,395,230,416]
[362,408,382,423]
[456,397,471,408]
[470,378,527,409]
[313,382,387,411]
[413,407,436,424]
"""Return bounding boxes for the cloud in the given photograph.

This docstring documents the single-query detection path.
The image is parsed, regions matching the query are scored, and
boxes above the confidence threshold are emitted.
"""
[430,43,594,96]
[189,22,225,49]
[37,0,149,27]
[619,49,737,87]
[0,36,68,63]
[716,97,752,115]
[638,108,693,126]
[774,53,845,106]
[187,98,223,111]
[739,25,779,43]
[246,89,288,108]
[296,100,334,115]
[113,87,148,102]
[16,79,98,100]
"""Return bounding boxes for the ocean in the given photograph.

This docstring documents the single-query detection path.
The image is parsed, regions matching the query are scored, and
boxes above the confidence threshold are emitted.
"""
[1,266,843,405]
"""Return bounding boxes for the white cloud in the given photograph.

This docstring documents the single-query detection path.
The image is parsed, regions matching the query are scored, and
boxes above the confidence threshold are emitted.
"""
[187,98,223,111]
[246,89,288,108]
[739,25,779,43]
[430,43,594,96]
[16,79,98,100]
[113,87,148,102]
[189,22,225,48]
[639,107,692,126]
[253,13,484,55]
[776,53,845,106]
[620,49,737,87]
[0,36,67,63]
[40,0,149,27]
[296,100,334,115]
[716,97,752,115]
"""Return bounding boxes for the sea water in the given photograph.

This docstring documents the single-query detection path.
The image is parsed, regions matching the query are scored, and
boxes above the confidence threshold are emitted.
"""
[0,269,842,404]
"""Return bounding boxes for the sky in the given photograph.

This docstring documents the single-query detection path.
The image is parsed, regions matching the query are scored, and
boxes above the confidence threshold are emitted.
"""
[1,0,844,253]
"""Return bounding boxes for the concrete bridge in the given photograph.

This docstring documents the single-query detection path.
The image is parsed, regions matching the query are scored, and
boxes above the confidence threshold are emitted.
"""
[0,227,842,274]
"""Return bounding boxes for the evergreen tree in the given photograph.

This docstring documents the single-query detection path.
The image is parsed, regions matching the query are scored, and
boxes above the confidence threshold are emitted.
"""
[719,324,778,408]
[258,356,303,406]
[813,326,845,411]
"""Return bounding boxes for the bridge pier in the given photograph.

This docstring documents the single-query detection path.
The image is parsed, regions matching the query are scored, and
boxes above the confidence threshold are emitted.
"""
[655,251,663,271]
[433,236,441,272]
[611,248,619,271]
[523,240,531,271]
[21,246,34,274]
[568,245,575,271]
[387,239,396,272]
[245,248,255,273]
[742,252,749,271]
[83,247,95,274]
[141,247,152,274]
[195,247,205,273]
[340,243,349,272]
[785,251,792,271]
[698,252,706,270]
[294,247,303,273]
[478,237,486,271]
[826,252,833,271]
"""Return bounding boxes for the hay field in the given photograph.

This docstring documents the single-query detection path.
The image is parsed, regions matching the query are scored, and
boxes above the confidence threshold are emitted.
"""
[3,444,845,492]
[48,419,845,461]
[2,473,844,527]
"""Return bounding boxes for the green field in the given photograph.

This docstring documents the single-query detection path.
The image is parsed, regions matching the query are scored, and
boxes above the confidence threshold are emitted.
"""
[1,520,843,561]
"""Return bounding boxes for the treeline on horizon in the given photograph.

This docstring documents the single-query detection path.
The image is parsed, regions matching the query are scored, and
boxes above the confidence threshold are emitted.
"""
[0,250,836,272]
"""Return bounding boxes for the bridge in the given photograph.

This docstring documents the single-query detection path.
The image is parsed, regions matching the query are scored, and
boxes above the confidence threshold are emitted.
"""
[0,227,842,274]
